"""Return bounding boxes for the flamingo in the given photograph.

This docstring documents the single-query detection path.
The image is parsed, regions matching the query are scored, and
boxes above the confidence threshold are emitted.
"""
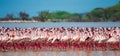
[72,30,80,41]
[107,31,120,42]
[61,30,70,41]
[80,32,88,42]
[92,32,100,42]
[47,31,55,41]
[51,30,62,43]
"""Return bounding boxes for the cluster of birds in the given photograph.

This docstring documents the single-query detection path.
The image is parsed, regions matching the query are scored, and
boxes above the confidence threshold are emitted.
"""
[0,27,120,43]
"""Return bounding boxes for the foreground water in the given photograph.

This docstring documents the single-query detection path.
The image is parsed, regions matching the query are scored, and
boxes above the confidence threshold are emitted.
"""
[0,51,120,56]
[0,22,120,28]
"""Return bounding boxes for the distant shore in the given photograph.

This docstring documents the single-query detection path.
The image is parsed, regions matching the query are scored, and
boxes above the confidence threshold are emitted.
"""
[0,20,119,23]
[0,20,38,23]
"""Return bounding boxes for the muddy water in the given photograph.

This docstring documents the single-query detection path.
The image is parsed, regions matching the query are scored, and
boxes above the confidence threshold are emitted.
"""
[0,51,120,56]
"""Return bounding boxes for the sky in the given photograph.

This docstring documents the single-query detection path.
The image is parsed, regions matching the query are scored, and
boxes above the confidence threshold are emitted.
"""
[0,0,119,18]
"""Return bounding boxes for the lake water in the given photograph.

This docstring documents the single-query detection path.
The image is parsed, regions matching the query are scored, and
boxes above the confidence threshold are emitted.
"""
[0,22,120,56]
[0,51,120,56]
[0,22,120,28]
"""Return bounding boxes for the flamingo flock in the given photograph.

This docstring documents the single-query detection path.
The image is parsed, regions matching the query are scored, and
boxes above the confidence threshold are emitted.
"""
[0,27,120,51]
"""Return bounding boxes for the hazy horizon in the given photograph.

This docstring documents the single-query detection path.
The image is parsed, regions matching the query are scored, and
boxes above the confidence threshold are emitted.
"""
[0,0,119,18]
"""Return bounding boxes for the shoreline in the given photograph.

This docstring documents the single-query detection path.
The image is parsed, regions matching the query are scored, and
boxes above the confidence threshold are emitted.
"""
[0,20,38,23]
[0,20,119,23]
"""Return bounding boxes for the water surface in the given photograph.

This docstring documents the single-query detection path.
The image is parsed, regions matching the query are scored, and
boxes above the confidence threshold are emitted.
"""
[0,22,120,28]
[0,51,120,56]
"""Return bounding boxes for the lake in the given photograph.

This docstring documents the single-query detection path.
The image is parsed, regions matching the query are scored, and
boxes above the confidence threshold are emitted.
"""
[0,22,120,28]
[0,51,120,56]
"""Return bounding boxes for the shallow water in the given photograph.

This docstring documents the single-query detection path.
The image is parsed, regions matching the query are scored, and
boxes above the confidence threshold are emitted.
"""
[0,22,120,28]
[0,51,120,56]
